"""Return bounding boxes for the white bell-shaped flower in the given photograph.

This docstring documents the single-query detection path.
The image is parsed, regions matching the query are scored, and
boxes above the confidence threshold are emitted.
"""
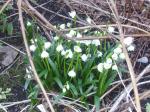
[81,54,88,62]
[97,63,103,73]
[65,49,73,58]
[119,53,125,59]
[112,65,118,71]
[68,69,76,78]
[112,53,118,60]
[69,11,76,18]
[127,45,135,51]
[60,24,65,29]
[56,44,64,52]
[41,51,49,58]
[29,45,36,52]
[44,42,51,49]
[74,46,82,53]
[92,39,100,46]
[108,26,115,33]
[123,37,134,46]
[86,17,92,24]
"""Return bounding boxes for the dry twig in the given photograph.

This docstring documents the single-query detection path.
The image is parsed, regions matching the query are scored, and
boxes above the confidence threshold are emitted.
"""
[17,0,55,111]
[108,1,142,112]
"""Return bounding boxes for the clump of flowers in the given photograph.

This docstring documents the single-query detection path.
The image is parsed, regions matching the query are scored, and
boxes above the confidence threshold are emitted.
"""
[123,37,135,51]
[26,11,128,108]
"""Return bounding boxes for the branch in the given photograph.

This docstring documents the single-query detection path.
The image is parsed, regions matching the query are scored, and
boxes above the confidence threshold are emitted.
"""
[108,1,142,111]
[17,0,55,112]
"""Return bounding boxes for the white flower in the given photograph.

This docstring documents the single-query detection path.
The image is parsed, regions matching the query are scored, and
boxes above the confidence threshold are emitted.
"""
[114,47,122,54]
[74,46,82,53]
[30,39,37,44]
[66,33,72,38]
[112,53,118,60]
[56,44,64,52]
[54,36,59,41]
[37,26,40,30]
[69,11,76,18]
[106,58,112,64]
[26,67,32,79]
[81,54,88,62]
[62,87,66,93]
[86,17,92,24]
[104,58,112,69]
[76,33,82,38]
[67,23,71,27]
[123,37,134,46]
[104,62,112,69]
[27,21,31,26]
[65,49,73,58]
[66,83,70,90]
[53,25,57,28]
[41,51,49,58]
[68,69,76,78]
[37,104,47,112]
[92,39,100,46]
[61,50,66,56]
[112,65,118,71]
[29,45,36,52]
[97,51,103,57]
[137,57,148,64]
[97,63,103,73]
[66,30,76,38]
[44,42,51,49]
[84,29,88,33]
[60,24,65,29]
[80,40,92,46]
[119,53,125,59]
[108,26,115,33]
[127,45,135,51]
[69,30,76,36]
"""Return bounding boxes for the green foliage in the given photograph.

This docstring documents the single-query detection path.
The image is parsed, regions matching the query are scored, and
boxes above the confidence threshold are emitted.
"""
[0,88,11,100]
[0,5,13,35]
[25,13,126,108]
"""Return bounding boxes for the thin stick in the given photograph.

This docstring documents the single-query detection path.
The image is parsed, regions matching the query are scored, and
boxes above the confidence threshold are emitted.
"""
[17,0,55,112]
[109,64,150,112]
[0,40,25,55]
[61,24,150,36]
[108,1,142,112]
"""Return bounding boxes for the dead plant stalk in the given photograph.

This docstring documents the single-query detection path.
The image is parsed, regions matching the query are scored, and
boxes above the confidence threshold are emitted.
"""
[108,1,142,112]
[17,0,55,111]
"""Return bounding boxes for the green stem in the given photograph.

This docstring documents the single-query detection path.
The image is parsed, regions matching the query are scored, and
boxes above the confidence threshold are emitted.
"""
[45,58,51,73]
[75,54,80,70]
[67,55,74,72]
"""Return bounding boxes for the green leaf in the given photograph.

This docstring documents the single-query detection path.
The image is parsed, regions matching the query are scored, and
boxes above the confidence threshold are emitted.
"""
[54,77,63,89]
[39,69,48,79]
[82,58,95,84]
[94,96,100,112]
[24,79,31,90]
[48,58,59,77]
[103,72,117,93]
[7,23,13,35]
[69,83,78,97]
[2,18,7,32]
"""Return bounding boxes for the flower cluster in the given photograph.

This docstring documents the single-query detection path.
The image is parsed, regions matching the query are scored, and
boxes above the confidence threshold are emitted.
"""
[27,10,129,101]
[123,37,135,51]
